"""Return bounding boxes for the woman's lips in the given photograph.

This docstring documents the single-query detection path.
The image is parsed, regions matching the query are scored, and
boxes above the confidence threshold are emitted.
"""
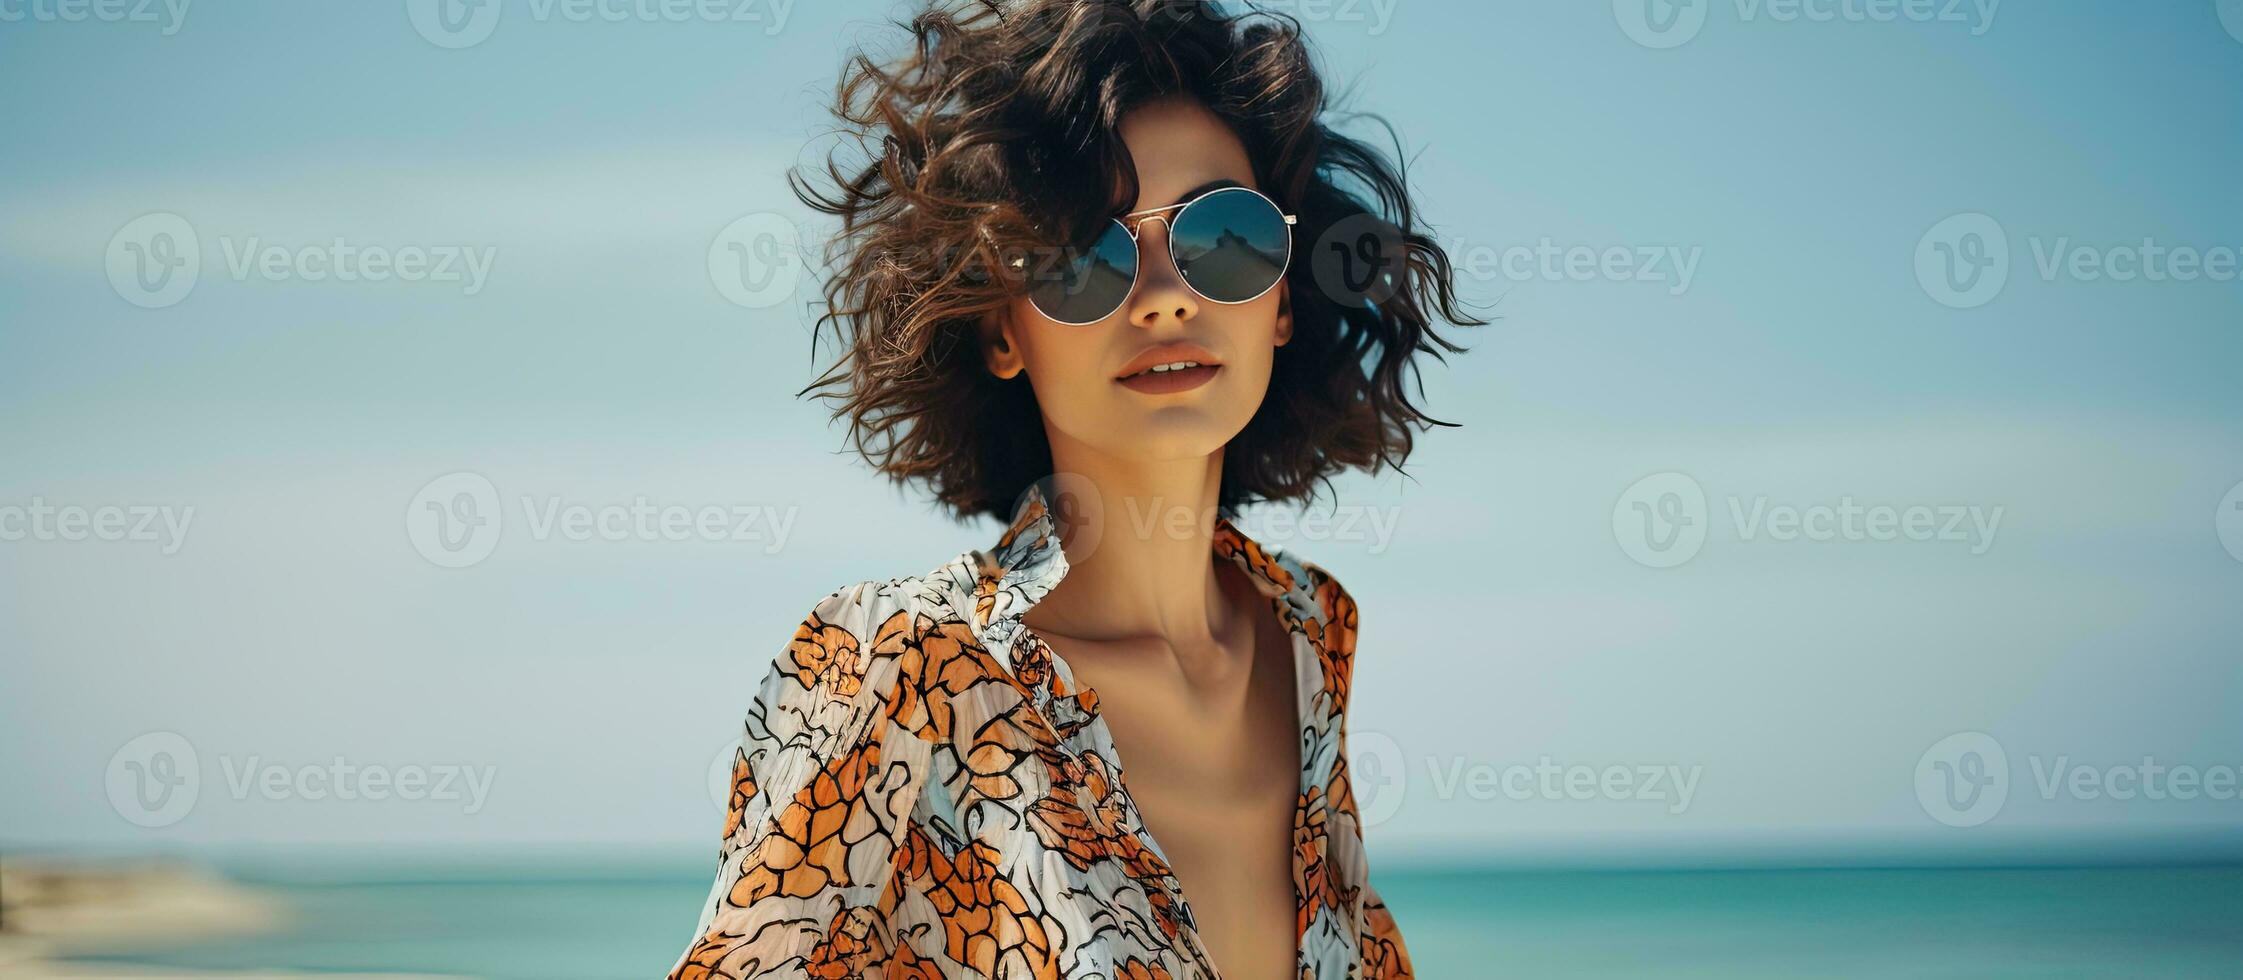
[1116,363,1221,394]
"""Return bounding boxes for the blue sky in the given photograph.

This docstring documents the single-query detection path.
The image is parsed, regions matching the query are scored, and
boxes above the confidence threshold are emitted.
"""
[3,1,2240,868]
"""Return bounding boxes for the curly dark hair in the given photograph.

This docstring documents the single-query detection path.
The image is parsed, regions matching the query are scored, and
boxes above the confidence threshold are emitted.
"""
[793,0,1480,522]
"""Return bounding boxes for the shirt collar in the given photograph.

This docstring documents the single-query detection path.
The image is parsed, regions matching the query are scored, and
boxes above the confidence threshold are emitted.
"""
[957,481,1299,670]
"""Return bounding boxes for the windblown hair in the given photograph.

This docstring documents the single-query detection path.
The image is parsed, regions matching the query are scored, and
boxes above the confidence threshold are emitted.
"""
[794,0,1479,521]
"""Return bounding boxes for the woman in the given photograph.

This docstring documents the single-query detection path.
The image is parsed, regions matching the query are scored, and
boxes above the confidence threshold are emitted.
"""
[671,2,1475,977]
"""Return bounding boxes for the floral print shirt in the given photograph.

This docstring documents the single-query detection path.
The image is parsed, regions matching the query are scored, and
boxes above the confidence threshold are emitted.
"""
[669,483,1413,979]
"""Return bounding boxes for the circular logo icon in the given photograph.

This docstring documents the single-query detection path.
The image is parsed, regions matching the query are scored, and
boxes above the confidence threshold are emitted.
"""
[106,212,200,310]
[1012,472,1106,567]
[1915,731,2008,828]
[1614,0,1706,49]
[709,738,744,814]
[1347,730,1408,829]
[406,471,503,568]
[1308,212,1406,309]
[407,0,501,49]
[1915,212,2010,310]
[708,212,804,309]
[107,731,200,828]
[1613,471,1707,568]
[2219,0,2243,45]
[2217,479,2243,563]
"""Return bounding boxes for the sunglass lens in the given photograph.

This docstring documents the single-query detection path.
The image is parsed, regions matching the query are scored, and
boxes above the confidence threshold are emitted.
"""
[1168,187,1290,303]
[1026,219,1138,324]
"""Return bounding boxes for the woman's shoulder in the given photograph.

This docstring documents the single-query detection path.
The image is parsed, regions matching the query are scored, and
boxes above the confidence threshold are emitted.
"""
[754,549,991,694]
[1220,521,1361,639]
[788,541,990,637]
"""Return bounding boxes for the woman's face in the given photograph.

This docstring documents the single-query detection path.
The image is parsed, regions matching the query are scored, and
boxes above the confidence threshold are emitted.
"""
[982,95,1292,467]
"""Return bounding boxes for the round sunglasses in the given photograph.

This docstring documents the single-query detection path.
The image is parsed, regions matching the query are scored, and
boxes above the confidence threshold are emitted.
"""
[1009,185,1296,325]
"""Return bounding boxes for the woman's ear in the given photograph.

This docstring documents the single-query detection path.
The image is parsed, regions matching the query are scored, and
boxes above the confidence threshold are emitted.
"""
[1272,280,1294,348]
[978,308,1026,379]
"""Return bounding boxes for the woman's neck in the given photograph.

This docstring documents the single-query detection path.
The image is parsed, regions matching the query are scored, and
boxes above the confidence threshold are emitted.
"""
[1023,438,1235,649]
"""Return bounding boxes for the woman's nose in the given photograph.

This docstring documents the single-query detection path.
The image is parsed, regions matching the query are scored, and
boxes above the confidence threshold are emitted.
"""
[1126,217,1199,329]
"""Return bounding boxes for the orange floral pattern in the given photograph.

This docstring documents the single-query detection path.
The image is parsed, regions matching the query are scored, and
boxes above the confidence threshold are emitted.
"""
[669,483,1412,978]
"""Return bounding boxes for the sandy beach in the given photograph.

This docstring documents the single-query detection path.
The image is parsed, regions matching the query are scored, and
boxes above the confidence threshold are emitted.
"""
[0,858,433,979]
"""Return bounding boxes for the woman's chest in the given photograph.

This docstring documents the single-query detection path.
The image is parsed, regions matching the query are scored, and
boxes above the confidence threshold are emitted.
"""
[896,627,1319,978]
[1077,648,1304,980]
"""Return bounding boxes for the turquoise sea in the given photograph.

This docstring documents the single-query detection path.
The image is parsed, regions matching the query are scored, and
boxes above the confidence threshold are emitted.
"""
[67,864,2243,978]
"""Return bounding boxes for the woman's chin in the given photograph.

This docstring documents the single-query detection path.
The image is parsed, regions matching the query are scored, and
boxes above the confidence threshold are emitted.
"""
[1068,410,1244,465]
